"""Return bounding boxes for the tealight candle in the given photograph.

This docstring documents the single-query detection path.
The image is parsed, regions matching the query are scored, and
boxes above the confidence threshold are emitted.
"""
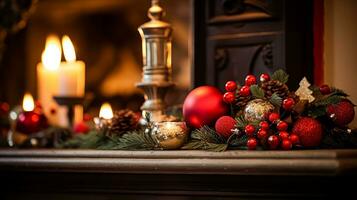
[16,93,48,135]
[94,102,113,130]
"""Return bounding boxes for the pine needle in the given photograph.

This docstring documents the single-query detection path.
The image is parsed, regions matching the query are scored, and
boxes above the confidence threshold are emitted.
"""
[271,69,289,84]
[250,84,265,99]
[269,92,282,107]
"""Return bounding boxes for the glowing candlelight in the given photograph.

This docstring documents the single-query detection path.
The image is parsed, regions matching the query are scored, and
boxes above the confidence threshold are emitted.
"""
[99,102,113,120]
[22,93,35,112]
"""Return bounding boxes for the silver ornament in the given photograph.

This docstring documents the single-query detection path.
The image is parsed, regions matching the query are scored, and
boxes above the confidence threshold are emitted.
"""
[244,99,275,122]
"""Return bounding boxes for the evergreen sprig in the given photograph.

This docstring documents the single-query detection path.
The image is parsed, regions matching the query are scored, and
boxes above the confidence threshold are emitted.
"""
[269,92,282,107]
[271,69,289,84]
[99,129,158,150]
[235,115,249,129]
[181,126,227,152]
[250,84,265,99]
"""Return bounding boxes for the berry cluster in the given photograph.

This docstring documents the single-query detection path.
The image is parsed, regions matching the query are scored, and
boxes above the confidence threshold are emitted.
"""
[244,112,300,150]
[223,74,271,104]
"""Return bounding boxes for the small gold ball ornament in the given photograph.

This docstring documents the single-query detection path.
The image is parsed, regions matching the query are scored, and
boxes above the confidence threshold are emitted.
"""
[244,99,275,123]
[151,122,189,149]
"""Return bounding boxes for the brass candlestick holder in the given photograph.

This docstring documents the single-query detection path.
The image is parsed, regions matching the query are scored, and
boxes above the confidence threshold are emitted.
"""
[53,96,84,128]
[136,0,174,122]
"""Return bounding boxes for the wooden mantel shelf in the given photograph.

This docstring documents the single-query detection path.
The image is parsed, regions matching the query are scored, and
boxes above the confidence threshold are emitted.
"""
[1,149,357,199]
[1,149,357,176]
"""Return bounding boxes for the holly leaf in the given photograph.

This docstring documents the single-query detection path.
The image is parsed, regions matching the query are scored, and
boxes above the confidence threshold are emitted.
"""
[271,69,289,84]
[250,84,265,99]
[269,92,282,107]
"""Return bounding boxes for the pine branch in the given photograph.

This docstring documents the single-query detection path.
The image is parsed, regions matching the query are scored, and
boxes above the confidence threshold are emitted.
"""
[250,84,265,99]
[313,95,342,107]
[181,141,228,152]
[60,131,106,149]
[269,92,282,107]
[330,87,349,97]
[191,126,226,144]
[235,115,248,129]
[271,69,289,84]
[98,129,158,150]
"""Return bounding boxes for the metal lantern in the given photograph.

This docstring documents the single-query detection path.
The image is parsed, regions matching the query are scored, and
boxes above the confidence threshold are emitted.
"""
[137,0,174,122]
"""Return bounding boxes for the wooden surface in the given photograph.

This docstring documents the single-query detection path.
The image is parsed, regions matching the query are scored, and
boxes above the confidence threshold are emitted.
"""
[1,149,357,199]
[1,149,357,175]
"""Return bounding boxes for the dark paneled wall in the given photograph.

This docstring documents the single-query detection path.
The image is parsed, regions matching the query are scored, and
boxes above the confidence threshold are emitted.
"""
[192,0,314,90]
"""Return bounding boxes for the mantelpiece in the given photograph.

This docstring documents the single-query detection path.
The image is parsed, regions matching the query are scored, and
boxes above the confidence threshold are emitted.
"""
[1,149,357,199]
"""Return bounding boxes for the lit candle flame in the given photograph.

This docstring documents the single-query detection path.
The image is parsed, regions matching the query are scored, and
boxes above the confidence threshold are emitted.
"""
[62,35,76,62]
[41,35,61,70]
[23,93,35,112]
[99,102,113,119]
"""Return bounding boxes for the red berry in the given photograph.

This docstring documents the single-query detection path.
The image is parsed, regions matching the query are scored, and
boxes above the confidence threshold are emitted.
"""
[320,84,331,95]
[289,134,300,145]
[277,121,288,131]
[245,124,256,136]
[74,122,90,134]
[268,113,280,123]
[281,139,292,150]
[239,86,250,97]
[225,81,237,92]
[259,121,269,130]
[260,73,270,82]
[268,135,280,149]
[257,129,268,139]
[223,92,235,104]
[245,75,257,86]
[282,98,295,110]
[247,138,257,150]
[83,113,93,122]
[279,131,289,140]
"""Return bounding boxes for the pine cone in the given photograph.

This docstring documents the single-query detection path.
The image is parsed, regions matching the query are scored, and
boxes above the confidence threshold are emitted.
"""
[110,109,139,136]
[235,94,252,110]
[261,80,289,99]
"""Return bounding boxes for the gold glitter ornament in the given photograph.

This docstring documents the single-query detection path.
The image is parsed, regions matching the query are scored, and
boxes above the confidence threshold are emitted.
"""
[151,122,189,149]
[243,99,275,123]
[295,77,315,103]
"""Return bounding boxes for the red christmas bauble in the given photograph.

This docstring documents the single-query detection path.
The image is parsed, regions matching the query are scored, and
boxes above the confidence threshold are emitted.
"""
[292,117,323,147]
[247,138,257,150]
[327,100,355,127]
[245,75,257,86]
[225,81,237,92]
[183,86,228,128]
[239,85,251,97]
[223,92,235,104]
[215,116,236,138]
[74,121,90,134]
[16,111,48,135]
